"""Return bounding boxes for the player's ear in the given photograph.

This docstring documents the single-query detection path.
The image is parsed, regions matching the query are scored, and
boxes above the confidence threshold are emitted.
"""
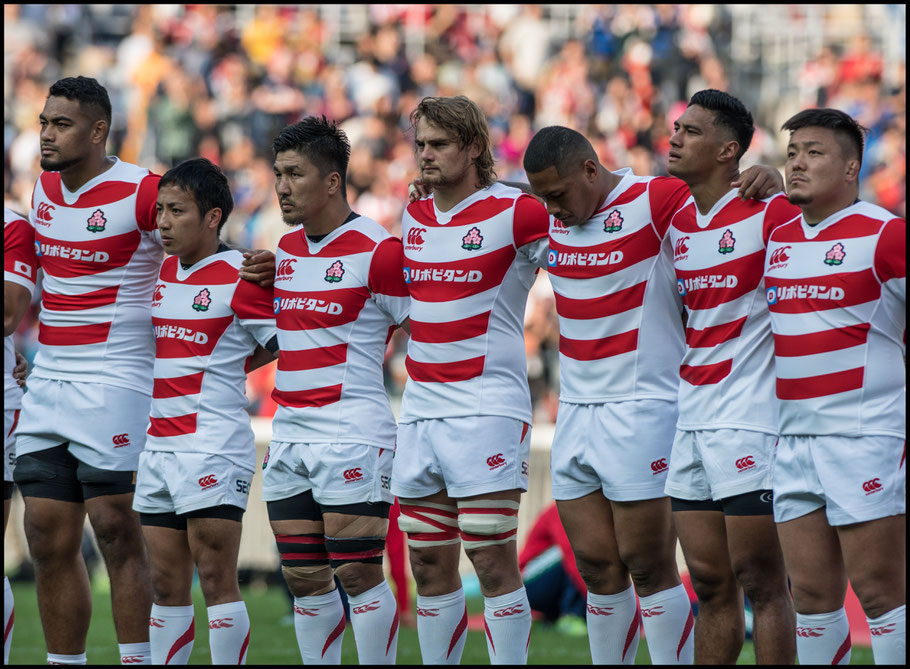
[91,119,109,146]
[205,207,222,231]
[844,159,860,182]
[326,171,342,196]
[718,140,739,164]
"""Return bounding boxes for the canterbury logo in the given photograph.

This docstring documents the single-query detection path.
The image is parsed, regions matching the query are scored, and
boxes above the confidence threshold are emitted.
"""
[796,626,825,638]
[209,618,233,629]
[36,202,55,224]
[674,236,689,257]
[153,284,165,302]
[121,657,144,664]
[586,605,614,616]
[276,258,297,280]
[416,607,439,617]
[352,601,381,614]
[149,618,165,628]
[862,478,882,494]
[493,605,524,617]
[407,227,426,246]
[198,475,218,489]
[641,606,665,618]
[343,468,363,482]
[769,246,791,265]
[112,433,130,448]
[735,456,755,471]
[294,605,318,617]
[487,453,506,469]
[870,623,896,636]
[651,458,668,474]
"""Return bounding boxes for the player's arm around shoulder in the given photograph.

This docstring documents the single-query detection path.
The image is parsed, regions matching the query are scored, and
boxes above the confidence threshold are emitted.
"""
[369,235,411,335]
[231,273,280,372]
[731,164,785,200]
[513,193,551,269]
[4,210,38,336]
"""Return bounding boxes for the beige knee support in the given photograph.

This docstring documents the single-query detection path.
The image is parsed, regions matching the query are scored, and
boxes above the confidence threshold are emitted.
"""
[457,499,520,550]
[397,499,461,548]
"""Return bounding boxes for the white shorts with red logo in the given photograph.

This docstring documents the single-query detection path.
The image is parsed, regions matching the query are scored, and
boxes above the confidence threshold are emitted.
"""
[5,409,20,482]
[15,377,150,471]
[133,450,254,515]
[391,415,531,499]
[664,428,777,502]
[261,441,393,506]
[551,399,676,502]
[772,434,906,526]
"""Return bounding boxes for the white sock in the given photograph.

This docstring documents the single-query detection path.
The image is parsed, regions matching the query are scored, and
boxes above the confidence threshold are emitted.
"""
[483,586,532,665]
[149,603,195,665]
[416,588,468,664]
[4,576,13,664]
[46,653,87,665]
[118,641,151,664]
[638,583,695,664]
[867,604,906,664]
[796,608,852,664]
[293,589,346,664]
[207,600,250,665]
[586,584,641,664]
[348,580,399,664]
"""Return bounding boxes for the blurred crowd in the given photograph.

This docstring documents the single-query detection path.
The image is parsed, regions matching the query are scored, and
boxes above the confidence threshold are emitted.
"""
[4,4,905,423]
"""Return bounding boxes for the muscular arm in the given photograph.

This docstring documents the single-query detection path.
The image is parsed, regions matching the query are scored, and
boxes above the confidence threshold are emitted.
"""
[4,281,31,337]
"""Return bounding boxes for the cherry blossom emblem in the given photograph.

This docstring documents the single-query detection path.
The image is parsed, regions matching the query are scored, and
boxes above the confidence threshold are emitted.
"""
[718,229,735,253]
[462,227,483,250]
[325,260,345,283]
[192,288,211,311]
[603,210,623,233]
[86,209,107,233]
[824,243,845,266]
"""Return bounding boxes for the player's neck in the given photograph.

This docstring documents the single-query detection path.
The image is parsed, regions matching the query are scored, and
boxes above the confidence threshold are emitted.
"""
[597,170,624,210]
[432,172,484,213]
[688,167,739,216]
[179,237,222,268]
[800,191,859,226]
[302,199,352,237]
[59,155,116,193]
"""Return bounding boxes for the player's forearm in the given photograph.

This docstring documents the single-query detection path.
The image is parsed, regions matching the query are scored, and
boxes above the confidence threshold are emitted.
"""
[4,283,30,337]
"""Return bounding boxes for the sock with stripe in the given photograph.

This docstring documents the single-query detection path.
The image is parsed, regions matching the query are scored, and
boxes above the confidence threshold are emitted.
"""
[586,584,641,664]
[118,641,151,664]
[207,600,250,664]
[4,576,13,664]
[293,589,346,664]
[149,603,195,665]
[867,604,905,664]
[638,583,695,664]
[348,580,399,664]
[796,608,852,665]
[46,653,87,665]
[483,586,532,665]
[416,588,468,664]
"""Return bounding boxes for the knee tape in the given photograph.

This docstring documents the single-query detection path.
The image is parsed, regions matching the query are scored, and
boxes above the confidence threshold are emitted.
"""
[282,563,333,584]
[325,535,385,568]
[397,499,460,548]
[275,533,329,567]
[457,499,520,550]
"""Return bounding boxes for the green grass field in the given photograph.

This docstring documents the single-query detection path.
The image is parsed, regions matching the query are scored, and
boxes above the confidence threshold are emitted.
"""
[7,580,874,664]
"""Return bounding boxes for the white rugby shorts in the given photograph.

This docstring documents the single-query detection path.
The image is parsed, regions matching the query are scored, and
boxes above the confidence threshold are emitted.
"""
[772,434,906,526]
[4,409,19,483]
[664,428,776,502]
[133,450,254,515]
[261,441,393,506]
[15,377,150,471]
[551,399,676,502]
[391,415,531,499]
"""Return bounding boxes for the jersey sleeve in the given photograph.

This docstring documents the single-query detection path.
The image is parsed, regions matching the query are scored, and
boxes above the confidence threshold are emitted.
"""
[136,173,163,242]
[648,176,692,238]
[875,217,906,300]
[368,236,410,325]
[4,215,38,293]
[230,278,278,348]
[513,194,551,268]
[761,194,802,246]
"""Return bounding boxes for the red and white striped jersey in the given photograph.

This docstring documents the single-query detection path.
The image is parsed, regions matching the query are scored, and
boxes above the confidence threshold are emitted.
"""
[670,190,801,433]
[147,250,276,467]
[540,170,690,403]
[271,215,409,447]
[399,183,549,423]
[4,208,39,409]
[29,158,163,394]
[764,201,906,437]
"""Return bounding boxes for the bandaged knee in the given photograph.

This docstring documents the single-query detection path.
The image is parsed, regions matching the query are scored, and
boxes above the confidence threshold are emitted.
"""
[397,499,461,548]
[325,536,386,569]
[275,533,333,583]
[457,499,520,550]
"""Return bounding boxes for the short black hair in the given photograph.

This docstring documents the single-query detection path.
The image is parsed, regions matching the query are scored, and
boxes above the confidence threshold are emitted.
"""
[47,76,112,127]
[272,116,351,197]
[159,158,234,234]
[781,108,868,165]
[523,126,597,176]
[688,89,754,161]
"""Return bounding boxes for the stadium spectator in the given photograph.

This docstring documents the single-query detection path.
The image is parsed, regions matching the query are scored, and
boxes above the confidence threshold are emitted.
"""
[766,108,905,665]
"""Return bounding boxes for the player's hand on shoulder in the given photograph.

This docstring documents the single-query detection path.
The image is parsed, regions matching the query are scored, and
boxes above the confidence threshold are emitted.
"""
[732,164,784,200]
[240,250,276,288]
[13,351,28,388]
[408,177,432,202]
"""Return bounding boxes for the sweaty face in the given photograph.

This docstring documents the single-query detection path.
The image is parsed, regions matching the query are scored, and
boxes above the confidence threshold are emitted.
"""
[156,184,218,265]
[667,105,725,182]
[527,163,597,227]
[39,96,102,172]
[785,126,856,209]
[273,150,332,227]
[414,119,478,189]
